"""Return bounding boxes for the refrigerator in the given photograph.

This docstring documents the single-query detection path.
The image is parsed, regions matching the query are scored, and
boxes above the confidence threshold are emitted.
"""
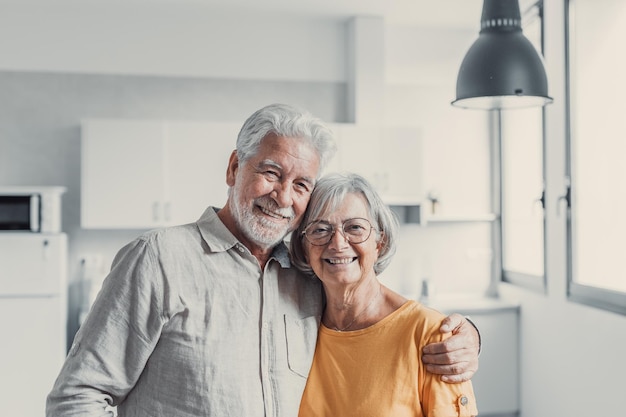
[0,233,68,417]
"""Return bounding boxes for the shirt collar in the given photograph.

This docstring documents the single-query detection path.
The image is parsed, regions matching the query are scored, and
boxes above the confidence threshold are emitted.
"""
[196,207,292,268]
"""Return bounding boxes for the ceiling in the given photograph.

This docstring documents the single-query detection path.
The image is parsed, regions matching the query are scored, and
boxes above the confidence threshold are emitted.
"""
[6,0,484,29]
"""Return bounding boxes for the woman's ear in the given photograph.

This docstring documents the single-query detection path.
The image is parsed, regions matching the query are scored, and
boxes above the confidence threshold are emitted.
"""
[226,150,239,187]
[376,232,386,254]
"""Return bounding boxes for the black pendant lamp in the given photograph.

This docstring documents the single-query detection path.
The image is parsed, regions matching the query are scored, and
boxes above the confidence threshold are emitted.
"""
[452,0,553,110]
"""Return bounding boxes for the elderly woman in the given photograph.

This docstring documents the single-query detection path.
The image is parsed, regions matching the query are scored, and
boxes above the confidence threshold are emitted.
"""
[291,173,478,417]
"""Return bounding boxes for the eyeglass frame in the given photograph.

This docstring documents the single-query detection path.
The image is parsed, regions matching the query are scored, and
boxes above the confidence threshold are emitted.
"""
[300,217,377,246]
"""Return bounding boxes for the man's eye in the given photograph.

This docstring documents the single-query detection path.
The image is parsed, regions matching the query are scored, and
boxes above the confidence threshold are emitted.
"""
[264,170,280,179]
[295,182,312,193]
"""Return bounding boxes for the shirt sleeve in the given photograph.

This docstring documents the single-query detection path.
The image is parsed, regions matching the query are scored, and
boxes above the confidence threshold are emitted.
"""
[419,310,479,417]
[46,236,167,417]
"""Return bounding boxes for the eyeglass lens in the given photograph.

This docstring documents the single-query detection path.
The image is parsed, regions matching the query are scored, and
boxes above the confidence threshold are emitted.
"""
[303,218,373,246]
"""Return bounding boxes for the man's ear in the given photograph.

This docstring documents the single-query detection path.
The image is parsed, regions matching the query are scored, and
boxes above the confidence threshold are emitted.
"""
[226,150,239,187]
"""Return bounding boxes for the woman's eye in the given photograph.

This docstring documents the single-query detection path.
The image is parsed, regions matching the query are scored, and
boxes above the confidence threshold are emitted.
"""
[309,225,331,235]
[346,225,365,232]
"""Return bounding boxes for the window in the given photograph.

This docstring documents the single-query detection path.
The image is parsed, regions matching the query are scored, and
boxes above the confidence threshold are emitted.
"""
[566,0,626,314]
[500,0,546,291]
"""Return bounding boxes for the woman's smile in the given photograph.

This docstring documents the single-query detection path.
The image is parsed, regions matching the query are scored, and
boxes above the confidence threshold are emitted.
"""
[324,256,358,265]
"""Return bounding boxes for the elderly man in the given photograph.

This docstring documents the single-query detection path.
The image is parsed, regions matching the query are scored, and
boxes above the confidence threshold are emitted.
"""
[47,103,479,417]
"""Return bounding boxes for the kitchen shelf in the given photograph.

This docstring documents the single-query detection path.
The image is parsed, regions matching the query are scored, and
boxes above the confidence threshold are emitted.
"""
[423,213,498,224]
[389,204,498,225]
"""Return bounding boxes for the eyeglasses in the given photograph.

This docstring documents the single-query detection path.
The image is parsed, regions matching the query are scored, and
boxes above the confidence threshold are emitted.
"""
[301,217,375,246]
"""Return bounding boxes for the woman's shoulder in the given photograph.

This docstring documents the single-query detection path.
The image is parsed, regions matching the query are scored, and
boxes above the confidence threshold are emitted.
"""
[398,300,448,336]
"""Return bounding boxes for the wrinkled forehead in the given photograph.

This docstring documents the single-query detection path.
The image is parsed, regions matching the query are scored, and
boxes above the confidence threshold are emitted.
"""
[257,134,322,175]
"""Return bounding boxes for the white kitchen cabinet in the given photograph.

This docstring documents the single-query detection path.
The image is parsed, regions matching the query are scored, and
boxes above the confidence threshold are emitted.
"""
[81,119,238,229]
[0,233,67,417]
[81,119,164,229]
[327,123,423,205]
[165,121,236,225]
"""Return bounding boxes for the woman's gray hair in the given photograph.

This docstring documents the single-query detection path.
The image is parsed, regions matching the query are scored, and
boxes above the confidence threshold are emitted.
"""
[290,172,399,277]
[236,103,337,177]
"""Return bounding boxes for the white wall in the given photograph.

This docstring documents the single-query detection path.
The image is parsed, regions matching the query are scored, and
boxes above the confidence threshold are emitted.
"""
[0,3,346,82]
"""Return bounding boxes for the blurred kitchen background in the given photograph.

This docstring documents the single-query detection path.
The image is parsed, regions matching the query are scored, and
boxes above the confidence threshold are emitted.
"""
[1,0,625,416]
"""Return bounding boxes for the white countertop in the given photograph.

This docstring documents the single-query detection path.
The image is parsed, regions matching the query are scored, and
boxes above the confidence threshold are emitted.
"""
[415,294,520,314]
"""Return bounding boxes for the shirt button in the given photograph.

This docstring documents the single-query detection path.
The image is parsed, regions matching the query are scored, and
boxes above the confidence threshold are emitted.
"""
[459,396,469,406]
[237,245,244,253]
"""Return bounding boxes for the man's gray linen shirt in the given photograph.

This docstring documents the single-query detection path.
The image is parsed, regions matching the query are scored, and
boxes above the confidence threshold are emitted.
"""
[47,207,323,417]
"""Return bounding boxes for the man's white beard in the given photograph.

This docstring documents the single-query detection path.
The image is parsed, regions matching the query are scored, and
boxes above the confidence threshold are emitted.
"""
[229,188,295,250]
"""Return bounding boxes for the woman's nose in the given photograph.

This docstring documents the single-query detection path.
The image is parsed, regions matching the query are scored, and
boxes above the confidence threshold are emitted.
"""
[327,227,350,248]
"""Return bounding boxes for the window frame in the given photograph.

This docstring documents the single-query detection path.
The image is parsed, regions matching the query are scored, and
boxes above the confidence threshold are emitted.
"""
[565,0,626,316]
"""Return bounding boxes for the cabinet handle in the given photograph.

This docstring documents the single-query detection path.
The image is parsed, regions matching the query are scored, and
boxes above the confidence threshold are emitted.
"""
[152,201,160,222]
[42,239,50,261]
[164,202,171,222]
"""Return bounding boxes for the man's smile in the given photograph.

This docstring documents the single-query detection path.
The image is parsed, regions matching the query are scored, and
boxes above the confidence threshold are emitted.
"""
[256,204,292,221]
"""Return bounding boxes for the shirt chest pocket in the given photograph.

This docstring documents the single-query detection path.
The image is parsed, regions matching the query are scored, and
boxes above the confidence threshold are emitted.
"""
[283,315,320,378]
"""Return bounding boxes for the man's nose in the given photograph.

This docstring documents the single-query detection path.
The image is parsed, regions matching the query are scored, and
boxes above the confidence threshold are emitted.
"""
[271,182,294,207]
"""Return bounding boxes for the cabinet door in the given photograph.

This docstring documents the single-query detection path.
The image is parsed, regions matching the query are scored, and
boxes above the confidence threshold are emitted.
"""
[81,119,166,229]
[331,123,383,187]
[0,234,67,416]
[322,123,345,176]
[0,234,66,296]
[328,123,423,204]
[468,310,520,415]
[437,307,520,415]
[166,122,239,225]
[381,127,423,204]
[0,297,67,417]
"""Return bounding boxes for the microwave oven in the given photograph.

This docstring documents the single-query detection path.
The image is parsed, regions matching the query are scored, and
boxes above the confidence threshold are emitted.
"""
[0,186,66,232]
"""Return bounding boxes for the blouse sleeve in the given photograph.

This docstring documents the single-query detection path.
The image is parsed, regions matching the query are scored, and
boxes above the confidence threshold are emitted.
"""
[418,308,479,417]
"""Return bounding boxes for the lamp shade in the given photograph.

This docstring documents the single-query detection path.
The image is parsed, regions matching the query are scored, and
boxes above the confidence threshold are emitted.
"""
[452,0,553,110]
